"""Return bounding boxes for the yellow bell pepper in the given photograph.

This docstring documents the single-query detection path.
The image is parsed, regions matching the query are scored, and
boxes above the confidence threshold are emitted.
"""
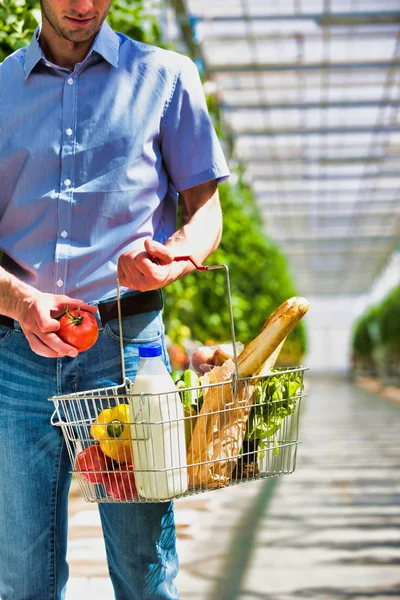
[90,404,132,464]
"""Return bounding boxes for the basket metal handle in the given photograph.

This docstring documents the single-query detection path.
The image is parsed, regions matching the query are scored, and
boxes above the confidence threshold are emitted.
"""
[173,256,240,379]
[116,256,240,382]
[116,277,126,382]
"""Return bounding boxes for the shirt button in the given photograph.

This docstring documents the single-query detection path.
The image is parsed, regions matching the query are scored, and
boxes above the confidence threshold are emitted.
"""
[56,279,64,288]
[67,78,74,85]
[61,230,68,238]
[64,179,71,187]
[66,128,73,136]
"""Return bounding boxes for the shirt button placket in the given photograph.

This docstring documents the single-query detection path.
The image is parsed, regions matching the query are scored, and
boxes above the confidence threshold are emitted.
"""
[55,74,77,295]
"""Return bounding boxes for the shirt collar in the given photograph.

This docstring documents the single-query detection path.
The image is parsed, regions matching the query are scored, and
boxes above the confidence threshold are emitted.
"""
[24,20,119,79]
[24,29,43,79]
[92,21,119,68]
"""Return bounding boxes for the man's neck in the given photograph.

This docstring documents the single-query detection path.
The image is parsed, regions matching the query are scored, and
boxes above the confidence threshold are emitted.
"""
[39,28,96,70]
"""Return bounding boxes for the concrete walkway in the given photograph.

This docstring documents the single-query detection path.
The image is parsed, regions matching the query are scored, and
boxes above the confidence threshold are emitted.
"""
[67,376,400,599]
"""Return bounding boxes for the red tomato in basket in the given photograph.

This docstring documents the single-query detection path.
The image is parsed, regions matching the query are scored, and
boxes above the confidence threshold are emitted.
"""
[58,307,99,352]
[75,445,109,484]
[104,465,138,501]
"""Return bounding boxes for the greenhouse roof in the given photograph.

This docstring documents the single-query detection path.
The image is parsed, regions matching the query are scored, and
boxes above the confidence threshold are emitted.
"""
[169,0,400,296]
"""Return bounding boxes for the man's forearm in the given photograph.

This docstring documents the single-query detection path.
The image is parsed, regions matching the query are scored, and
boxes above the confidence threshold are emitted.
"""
[165,183,222,278]
[0,266,34,319]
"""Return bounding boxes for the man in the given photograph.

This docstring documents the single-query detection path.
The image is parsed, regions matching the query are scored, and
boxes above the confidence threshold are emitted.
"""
[0,0,229,597]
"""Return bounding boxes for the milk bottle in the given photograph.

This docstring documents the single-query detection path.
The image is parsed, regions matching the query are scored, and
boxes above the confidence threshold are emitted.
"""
[128,344,188,500]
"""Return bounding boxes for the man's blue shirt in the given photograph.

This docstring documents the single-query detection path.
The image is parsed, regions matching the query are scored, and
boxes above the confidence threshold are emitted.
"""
[0,22,229,302]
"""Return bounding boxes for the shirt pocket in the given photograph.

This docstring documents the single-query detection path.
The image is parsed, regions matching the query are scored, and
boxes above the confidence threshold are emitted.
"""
[74,189,138,223]
[73,179,161,224]
[74,149,159,222]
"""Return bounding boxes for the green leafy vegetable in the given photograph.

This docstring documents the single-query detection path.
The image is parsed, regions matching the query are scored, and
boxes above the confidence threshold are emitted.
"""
[245,371,303,453]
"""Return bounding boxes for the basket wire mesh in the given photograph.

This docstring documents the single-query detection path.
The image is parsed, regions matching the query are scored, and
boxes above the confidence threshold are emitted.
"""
[49,259,307,503]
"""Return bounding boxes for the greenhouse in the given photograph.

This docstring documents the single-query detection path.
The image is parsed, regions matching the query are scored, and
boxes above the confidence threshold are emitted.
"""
[0,1,399,599]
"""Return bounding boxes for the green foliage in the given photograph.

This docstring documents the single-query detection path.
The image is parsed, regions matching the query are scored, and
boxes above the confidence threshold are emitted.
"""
[379,284,400,352]
[0,0,41,61]
[163,179,307,361]
[352,306,379,359]
[105,0,163,45]
[352,283,400,372]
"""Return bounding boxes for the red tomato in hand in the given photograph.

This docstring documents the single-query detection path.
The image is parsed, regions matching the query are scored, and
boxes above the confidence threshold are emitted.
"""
[58,307,99,352]
[75,445,109,484]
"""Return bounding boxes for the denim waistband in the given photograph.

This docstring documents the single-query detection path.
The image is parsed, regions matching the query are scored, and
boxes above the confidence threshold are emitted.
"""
[0,289,163,330]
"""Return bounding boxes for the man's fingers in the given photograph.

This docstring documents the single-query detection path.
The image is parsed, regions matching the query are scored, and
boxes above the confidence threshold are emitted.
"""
[117,259,131,287]
[118,254,145,289]
[118,246,173,292]
[37,317,61,334]
[73,301,98,314]
[26,333,60,358]
[144,239,174,264]
[42,331,79,357]
[50,296,98,317]
[27,330,79,358]
[25,332,67,358]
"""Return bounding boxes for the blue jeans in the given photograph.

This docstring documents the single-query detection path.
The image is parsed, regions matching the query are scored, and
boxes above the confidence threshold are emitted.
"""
[0,310,179,600]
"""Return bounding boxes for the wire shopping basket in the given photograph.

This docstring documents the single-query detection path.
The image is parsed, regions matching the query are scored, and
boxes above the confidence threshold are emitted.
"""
[49,258,308,503]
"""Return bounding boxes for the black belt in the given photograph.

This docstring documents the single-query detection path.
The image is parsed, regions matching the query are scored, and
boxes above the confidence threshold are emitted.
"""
[0,289,163,329]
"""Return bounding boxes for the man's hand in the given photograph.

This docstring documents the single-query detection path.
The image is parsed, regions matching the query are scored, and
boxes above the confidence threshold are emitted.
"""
[118,239,178,292]
[15,291,98,358]
[118,180,222,293]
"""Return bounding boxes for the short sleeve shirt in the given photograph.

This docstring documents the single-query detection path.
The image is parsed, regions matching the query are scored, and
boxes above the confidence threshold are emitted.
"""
[0,22,230,302]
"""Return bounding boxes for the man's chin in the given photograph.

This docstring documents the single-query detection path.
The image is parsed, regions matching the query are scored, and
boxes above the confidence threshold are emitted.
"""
[58,20,99,43]
[63,28,97,43]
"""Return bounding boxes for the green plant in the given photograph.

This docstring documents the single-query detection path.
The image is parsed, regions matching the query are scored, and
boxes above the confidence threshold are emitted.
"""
[105,0,163,45]
[0,0,41,61]
[352,283,400,377]
[352,309,377,359]
[379,284,400,353]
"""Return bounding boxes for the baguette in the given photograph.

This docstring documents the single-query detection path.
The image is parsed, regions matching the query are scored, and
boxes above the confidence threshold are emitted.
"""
[238,297,309,378]
[254,337,286,377]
